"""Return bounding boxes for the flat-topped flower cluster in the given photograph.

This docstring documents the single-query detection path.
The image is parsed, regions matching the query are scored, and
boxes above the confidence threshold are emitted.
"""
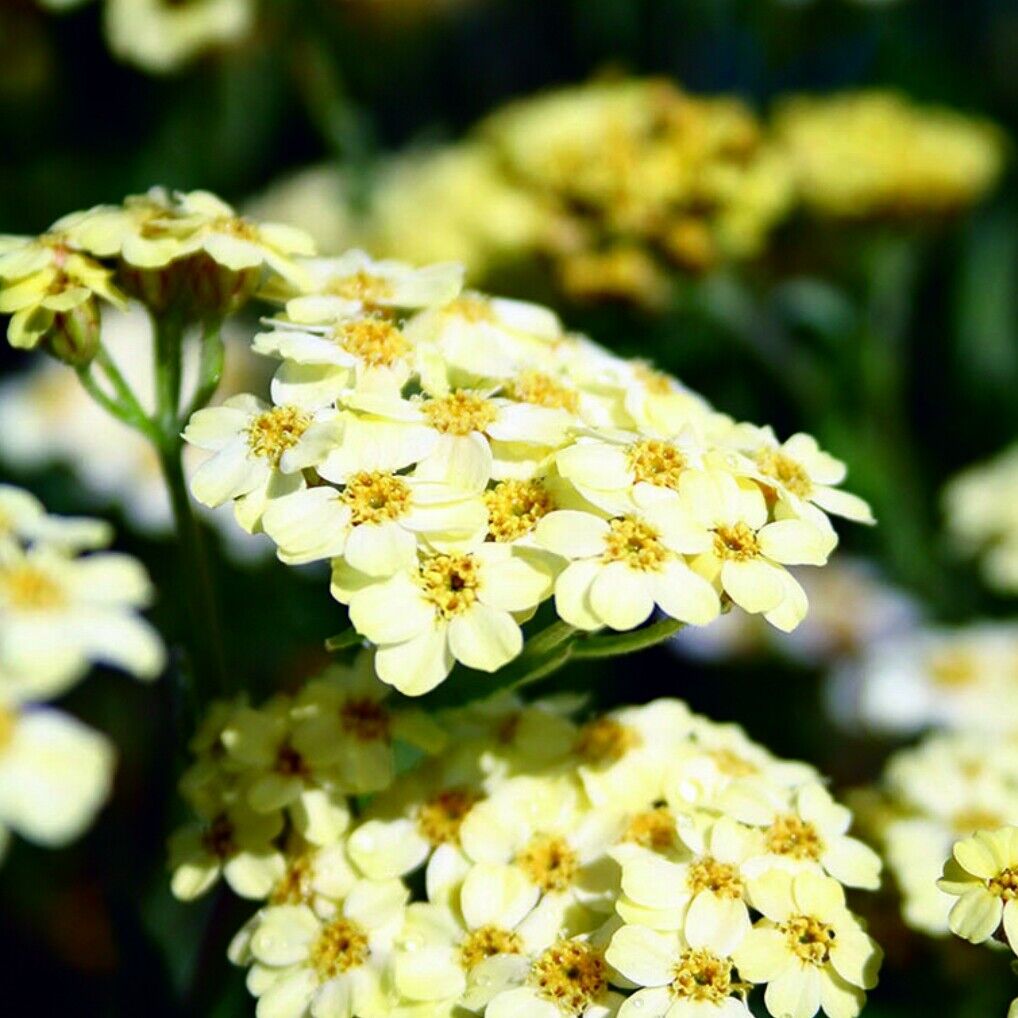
[181,247,873,696]
[0,484,163,859]
[171,656,883,1018]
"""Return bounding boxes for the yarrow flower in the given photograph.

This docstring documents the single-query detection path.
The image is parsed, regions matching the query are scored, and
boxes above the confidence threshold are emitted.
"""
[943,443,1018,596]
[183,247,871,696]
[178,681,883,1018]
[0,487,162,862]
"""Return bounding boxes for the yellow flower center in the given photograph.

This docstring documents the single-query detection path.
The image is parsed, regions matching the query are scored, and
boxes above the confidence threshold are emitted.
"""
[782,914,836,966]
[417,787,481,846]
[309,918,369,979]
[687,856,744,899]
[627,439,687,490]
[339,697,391,742]
[988,868,1018,901]
[245,406,311,465]
[485,479,555,542]
[0,706,17,755]
[634,365,673,396]
[327,271,393,304]
[419,553,481,619]
[712,523,761,561]
[447,295,495,323]
[517,833,579,893]
[574,718,642,765]
[929,650,979,689]
[200,814,236,859]
[508,371,579,413]
[755,449,813,498]
[706,748,759,777]
[2,565,65,610]
[602,517,669,571]
[624,806,679,853]
[334,318,409,367]
[766,816,824,861]
[529,940,608,1014]
[459,925,524,971]
[341,471,413,525]
[421,392,498,437]
[271,854,314,905]
[671,948,736,1003]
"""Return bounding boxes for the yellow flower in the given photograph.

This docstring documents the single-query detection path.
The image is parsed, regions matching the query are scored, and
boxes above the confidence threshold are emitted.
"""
[104,0,253,74]
[939,826,1018,950]
[733,870,881,1018]
[0,222,126,359]
[774,90,1004,219]
[0,700,114,858]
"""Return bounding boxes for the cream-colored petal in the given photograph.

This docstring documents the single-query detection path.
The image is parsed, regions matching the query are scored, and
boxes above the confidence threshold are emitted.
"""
[447,604,522,672]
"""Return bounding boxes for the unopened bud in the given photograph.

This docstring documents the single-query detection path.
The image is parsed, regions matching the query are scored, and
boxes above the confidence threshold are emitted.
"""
[44,298,101,367]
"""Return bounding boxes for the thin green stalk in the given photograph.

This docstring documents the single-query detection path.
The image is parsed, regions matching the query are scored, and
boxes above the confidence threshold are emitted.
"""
[572,617,684,658]
[76,360,157,441]
[154,311,184,437]
[182,320,225,424]
[159,441,229,700]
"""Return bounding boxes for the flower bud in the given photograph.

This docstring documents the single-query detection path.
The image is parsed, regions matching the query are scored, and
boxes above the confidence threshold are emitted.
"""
[44,298,101,367]
[184,253,262,317]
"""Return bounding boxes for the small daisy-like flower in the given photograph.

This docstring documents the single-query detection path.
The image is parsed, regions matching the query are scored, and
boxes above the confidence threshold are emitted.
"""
[220,697,352,846]
[734,427,874,525]
[241,878,408,1018]
[288,656,447,795]
[733,783,881,891]
[733,871,881,1018]
[168,801,286,902]
[332,544,556,694]
[0,485,111,552]
[285,249,464,309]
[184,394,337,531]
[261,471,486,571]
[0,700,114,858]
[485,928,626,1018]
[939,826,1018,950]
[0,540,164,702]
[0,223,126,358]
[614,816,756,949]
[458,775,624,916]
[681,469,835,632]
[607,920,753,1018]
[535,504,720,632]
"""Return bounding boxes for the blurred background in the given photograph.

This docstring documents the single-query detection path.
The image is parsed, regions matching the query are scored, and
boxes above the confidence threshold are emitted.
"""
[1,0,1016,1015]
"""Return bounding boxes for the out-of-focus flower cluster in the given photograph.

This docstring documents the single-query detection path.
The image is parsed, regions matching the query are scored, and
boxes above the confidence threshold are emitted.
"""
[251,81,1004,309]
[773,92,1004,221]
[943,444,1018,596]
[938,826,1018,1018]
[172,659,883,1018]
[182,245,872,696]
[0,485,164,859]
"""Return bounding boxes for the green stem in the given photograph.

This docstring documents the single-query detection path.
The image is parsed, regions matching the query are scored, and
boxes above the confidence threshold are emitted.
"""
[182,320,225,424]
[325,627,363,652]
[159,442,229,700]
[572,617,684,658]
[154,311,184,438]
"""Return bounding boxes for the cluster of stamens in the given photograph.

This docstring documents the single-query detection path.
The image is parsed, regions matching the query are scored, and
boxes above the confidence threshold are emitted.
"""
[335,318,409,367]
[782,914,836,966]
[988,867,1018,901]
[1,564,66,610]
[712,522,761,562]
[686,856,745,899]
[602,517,669,571]
[309,918,370,979]
[245,405,311,464]
[517,833,579,893]
[459,926,524,971]
[418,554,481,619]
[529,940,608,1014]
[421,391,498,436]
[341,471,413,525]
[484,479,555,542]
[508,371,580,412]
[627,439,687,490]
[671,948,737,1003]
[766,815,824,861]
[623,806,679,852]
[339,697,391,742]
[574,718,642,765]
[755,449,813,498]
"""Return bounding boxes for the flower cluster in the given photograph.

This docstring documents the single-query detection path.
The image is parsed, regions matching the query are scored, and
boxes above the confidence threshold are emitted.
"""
[858,732,1018,936]
[172,661,883,1018]
[0,485,164,860]
[182,247,872,696]
[773,91,1004,220]
[833,621,1018,736]
[939,826,1018,1018]
[0,188,314,360]
[943,444,1018,596]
